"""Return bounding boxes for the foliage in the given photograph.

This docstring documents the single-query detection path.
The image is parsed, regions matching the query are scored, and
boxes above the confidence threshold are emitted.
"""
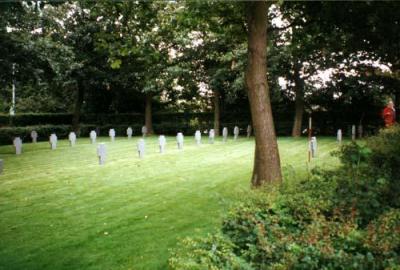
[169,234,253,270]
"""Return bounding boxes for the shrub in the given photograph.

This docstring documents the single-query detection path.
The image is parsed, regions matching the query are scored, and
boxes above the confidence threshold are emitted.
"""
[169,234,253,270]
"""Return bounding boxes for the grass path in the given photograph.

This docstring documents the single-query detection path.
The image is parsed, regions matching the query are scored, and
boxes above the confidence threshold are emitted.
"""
[0,136,339,270]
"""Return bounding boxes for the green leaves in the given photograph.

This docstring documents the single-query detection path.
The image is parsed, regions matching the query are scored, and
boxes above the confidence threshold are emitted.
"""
[110,58,122,69]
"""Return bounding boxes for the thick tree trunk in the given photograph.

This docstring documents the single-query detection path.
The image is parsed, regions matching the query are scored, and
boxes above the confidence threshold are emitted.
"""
[145,93,154,134]
[245,1,282,187]
[72,82,84,134]
[291,64,305,137]
[213,89,220,136]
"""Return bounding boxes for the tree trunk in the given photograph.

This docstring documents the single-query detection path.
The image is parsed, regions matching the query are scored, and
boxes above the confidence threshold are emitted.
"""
[72,82,84,135]
[291,64,305,137]
[145,93,154,134]
[213,89,220,136]
[245,1,282,187]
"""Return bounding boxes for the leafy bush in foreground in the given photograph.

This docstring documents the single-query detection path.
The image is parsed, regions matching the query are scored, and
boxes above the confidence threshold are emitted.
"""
[169,125,400,269]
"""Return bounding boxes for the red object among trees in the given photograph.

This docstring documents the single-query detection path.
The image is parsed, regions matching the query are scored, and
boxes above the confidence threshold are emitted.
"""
[382,106,396,127]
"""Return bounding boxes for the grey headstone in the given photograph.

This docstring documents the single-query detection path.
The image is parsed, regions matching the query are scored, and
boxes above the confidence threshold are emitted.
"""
[0,159,3,174]
[358,125,363,138]
[351,125,356,141]
[68,132,77,146]
[337,129,342,144]
[109,129,116,142]
[13,137,22,155]
[142,126,147,137]
[137,138,145,158]
[247,125,252,138]
[222,127,228,142]
[49,134,57,150]
[159,135,166,153]
[177,132,184,149]
[233,126,239,140]
[97,143,107,165]
[127,127,133,139]
[31,130,38,143]
[310,136,317,158]
[195,130,201,145]
[209,129,215,144]
[90,130,97,144]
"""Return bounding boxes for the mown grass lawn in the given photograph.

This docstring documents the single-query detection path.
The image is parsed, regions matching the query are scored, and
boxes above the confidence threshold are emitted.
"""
[0,136,339,270]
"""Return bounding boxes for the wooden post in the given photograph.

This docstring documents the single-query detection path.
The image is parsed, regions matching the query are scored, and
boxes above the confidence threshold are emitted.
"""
[308,117,312,163]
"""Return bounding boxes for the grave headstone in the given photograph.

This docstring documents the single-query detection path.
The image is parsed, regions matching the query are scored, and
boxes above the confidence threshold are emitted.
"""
[31,130,38,143]
[127,127,133,139]
[233,126,239,140]
[177,132,184,149]
[90,130,97,144]
[351,125,356,141]
[97,143,107,165]
[0,159,3,174]
[222,127,228,142]
[310,136,317,158]
[142,126,147,137]
[195,130,201,145]
[209,129,215,144]
[137,138,145,158]
[13,137,22,155]
[337,129,342,144]
[159,135,166,153]
[358,125,363,138]
[109,129,116,142]
[68,132,77,146]
[49,134,57,150]
[247,125,252,138]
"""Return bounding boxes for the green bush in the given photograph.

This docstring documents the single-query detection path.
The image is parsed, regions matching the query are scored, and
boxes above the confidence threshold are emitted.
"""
[169,234,253,270]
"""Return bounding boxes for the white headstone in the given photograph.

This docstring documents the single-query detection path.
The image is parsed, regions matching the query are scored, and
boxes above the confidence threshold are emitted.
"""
[68,132,77,146]
[222,127,228,142]
[177,132,184,149]
[209,129,215,144]
[109,129,116,142]
[358,125,363,138]
[127,127,133,139]
[159,135,166,153]
[337,129,342,144]
[137,138,145,158]
[247,125,252,138]
[195,130,201,145]
[31,130,38,143]
[0,159,3,174]
[351,125,356,141]
[97,143,107,165]
[142,126,147,137]
[13,137,22,155]
[49,134,57,150]
[310,136,317,158]
[233,126,239,140]
[90,130,97,144]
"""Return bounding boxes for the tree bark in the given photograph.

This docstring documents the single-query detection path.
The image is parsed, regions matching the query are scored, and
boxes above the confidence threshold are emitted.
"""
[145,93,154,134]
[213,89,220,136]
[245,1,282,187]
[291,63,305,137]
[72,82,84,135]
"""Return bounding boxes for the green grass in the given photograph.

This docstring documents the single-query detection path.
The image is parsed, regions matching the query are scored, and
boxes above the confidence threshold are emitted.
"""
[0,136,339,270]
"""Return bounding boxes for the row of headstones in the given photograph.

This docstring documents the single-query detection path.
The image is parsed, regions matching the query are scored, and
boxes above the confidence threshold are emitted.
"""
[11,125,251,156]
[97,128,244,164]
